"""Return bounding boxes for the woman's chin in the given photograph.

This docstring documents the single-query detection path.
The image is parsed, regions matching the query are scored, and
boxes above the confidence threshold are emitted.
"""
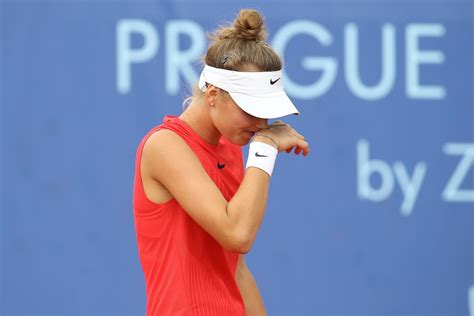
[232,138,250,146]
[225,133,252,146]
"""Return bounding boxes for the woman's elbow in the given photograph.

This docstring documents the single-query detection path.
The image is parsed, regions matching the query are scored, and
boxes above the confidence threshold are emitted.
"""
[226,230,254,254]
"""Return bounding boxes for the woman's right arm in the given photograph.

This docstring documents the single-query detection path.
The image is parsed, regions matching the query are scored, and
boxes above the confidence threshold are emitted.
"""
[142,124,308,253]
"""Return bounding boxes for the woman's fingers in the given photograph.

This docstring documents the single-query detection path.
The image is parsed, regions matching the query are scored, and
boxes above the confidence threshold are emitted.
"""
[264,122,309,156]
[283,139,309,156]
[296,139,310,156]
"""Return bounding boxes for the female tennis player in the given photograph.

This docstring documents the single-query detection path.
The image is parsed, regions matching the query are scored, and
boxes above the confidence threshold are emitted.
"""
[133,9,310,315]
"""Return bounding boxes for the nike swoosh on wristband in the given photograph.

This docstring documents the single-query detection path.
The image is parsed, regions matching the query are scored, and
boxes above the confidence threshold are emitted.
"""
[255,152,268,157]
[270,78,280,85]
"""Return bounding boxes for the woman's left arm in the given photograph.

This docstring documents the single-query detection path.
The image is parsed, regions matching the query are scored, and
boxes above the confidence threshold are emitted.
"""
[235,255,267,315]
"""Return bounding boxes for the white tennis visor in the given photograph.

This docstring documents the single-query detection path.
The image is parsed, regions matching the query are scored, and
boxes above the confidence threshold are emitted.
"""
[198,65,299,119]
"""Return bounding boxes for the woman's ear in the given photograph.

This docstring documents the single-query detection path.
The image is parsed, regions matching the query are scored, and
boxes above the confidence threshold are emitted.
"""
[205,84,218,107]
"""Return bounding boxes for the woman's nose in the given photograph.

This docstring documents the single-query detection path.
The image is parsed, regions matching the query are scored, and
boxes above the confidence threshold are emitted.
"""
[256,118,269,130]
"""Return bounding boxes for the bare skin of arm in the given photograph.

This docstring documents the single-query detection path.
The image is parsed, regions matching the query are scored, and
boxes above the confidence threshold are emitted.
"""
[142,129,276,252]
[142,124,308,252]
[235,254,267,315]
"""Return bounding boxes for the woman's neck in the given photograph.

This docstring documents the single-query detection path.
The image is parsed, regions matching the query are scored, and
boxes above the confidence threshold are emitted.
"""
[178,100,222,145]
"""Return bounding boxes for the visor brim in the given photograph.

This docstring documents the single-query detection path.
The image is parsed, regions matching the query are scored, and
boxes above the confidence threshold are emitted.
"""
[228,91,300,119]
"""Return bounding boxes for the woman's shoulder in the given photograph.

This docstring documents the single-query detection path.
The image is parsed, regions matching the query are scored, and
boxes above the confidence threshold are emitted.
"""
[137,115,187,148]
[143,128,186,155]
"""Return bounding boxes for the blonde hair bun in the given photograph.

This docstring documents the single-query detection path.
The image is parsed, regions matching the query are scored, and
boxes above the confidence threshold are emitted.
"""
[218,9,267,42]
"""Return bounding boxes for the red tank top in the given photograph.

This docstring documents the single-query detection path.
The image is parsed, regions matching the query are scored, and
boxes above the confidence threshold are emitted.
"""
[133,115,245,315]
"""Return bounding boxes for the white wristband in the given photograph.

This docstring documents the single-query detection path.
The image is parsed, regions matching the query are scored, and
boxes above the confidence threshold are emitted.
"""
[246,141,278,176]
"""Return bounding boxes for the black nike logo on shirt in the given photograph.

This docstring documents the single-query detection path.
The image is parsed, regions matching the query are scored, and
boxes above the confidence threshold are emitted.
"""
[255,152,268,157]
[217,162,226,169]
[270,78,280,85]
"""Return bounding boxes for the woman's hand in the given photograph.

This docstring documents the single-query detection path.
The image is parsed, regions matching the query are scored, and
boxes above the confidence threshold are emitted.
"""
[252,120,310,156]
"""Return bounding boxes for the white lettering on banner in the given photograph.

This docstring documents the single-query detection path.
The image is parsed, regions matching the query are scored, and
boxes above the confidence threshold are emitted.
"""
[392,161,428,215]
[442,143,474,202]
[345,23,396,100]
[271,20,338,99]
[469,285,474,316]
[406,24,447,99]
[115,19,447,100]
[116,19,159,94]
[165,21,206,95]
[357,140,474,213]
[357,139,394,201]
[357,139,427,216]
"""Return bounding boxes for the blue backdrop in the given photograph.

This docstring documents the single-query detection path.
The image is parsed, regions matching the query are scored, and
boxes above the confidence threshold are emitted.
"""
[1,0,473,315]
